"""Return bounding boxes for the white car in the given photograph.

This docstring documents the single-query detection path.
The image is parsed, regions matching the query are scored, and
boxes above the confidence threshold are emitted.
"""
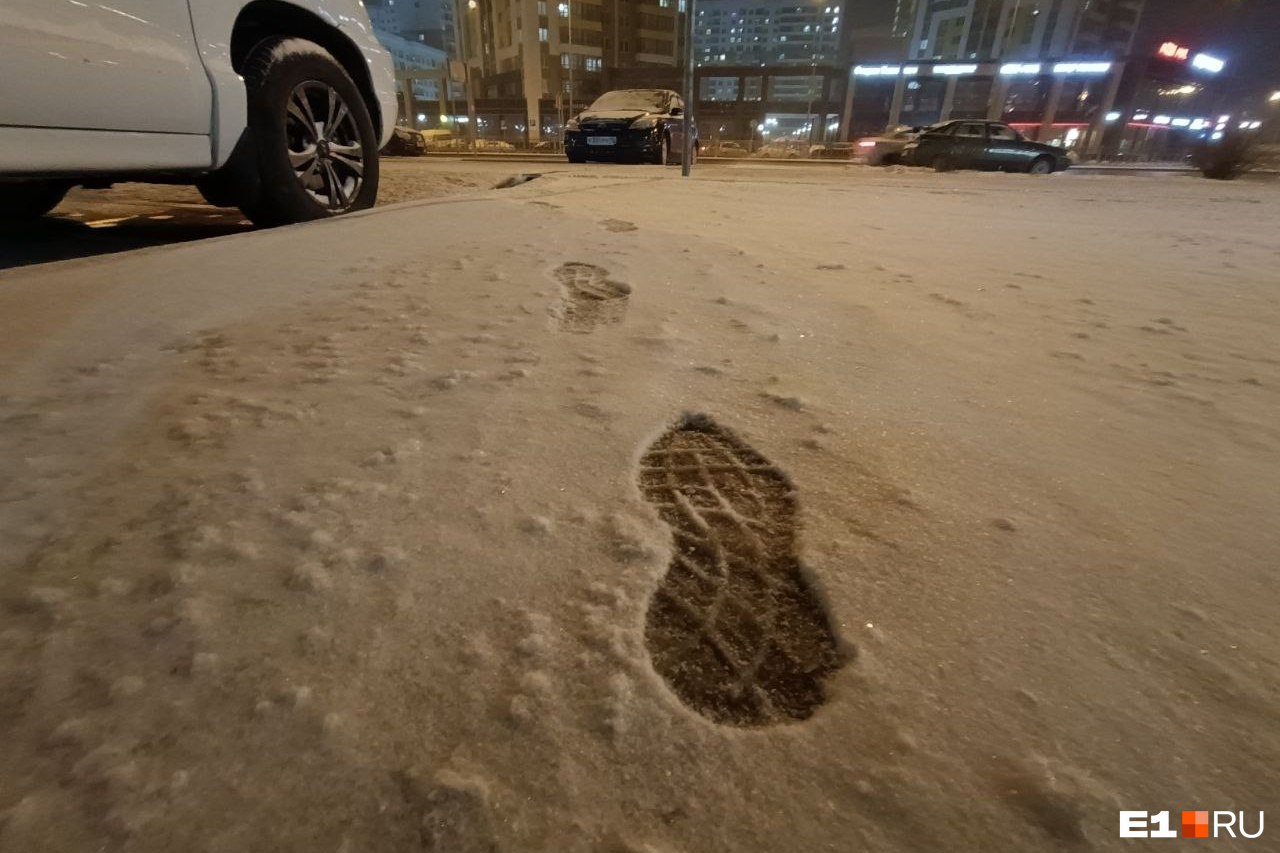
[854,126,922,166]
[753,140,808,159]
[0,0,398,225]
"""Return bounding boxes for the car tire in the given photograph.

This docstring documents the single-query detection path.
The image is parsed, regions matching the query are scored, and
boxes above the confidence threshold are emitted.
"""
[567,153,586,164]
[653,134,670,166]
[238,38,379,227]
[0,181,71,222]
[932,154,954,173]
[1028,156,1054,175]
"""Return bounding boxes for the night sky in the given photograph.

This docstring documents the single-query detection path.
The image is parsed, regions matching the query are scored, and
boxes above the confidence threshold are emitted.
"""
[1138,0,1280,94]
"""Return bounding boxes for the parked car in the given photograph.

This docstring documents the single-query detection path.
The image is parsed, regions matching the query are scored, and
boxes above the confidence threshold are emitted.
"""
[903,120,1071,174]
[383,126,427,157]
[754,140,808,159]
[854,126,919,166]
[814,143,857,160]
[0,0,398,225]
[564,89,697,165]
[711,141,749,158]
[426,137,470,152]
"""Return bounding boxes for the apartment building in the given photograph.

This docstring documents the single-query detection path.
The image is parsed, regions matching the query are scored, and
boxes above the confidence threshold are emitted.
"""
[901,0,1143,61]
[459,0,684,141]
[694,1,845,68]
[366,0,457,51]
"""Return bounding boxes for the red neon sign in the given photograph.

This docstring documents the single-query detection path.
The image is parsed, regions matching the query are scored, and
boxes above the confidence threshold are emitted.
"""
[1158,41,1190,61]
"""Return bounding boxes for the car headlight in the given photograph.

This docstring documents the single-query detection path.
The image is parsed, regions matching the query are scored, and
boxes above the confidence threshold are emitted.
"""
[565,118,580,131]
[631,116,658,130]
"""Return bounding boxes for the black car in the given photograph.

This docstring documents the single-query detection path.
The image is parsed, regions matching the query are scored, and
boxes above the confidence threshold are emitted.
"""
[564,89,697,165]
[382,125,427,157]
[903,120,1071,174]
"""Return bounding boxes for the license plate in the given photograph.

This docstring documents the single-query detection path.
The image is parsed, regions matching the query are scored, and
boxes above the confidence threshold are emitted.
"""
[587,136,617,146]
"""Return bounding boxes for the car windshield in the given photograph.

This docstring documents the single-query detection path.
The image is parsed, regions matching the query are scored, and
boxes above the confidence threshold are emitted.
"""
[588,90,669,112]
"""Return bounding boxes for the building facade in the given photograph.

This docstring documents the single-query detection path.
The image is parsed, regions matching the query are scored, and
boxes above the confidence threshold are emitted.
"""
[899,0,1143,61]
[690,1,853,143]
[367,0,457,51]
[836,0,1152,153]
[368,0,460,128]
[458,0,684,142]
[377,30,451,104]
[694,1,845,68]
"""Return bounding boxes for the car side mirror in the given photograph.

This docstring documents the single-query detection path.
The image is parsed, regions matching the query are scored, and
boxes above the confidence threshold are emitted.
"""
[670,107,684,117]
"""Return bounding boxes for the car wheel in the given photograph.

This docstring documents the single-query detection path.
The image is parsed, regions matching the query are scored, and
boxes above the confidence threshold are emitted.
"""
[567,153,586,164]
[881,153,900,167]
[932,154,954,173]
[0,181,71,222]
[653,134,670,166]
[1028,156,1053,175]
[239,38,379,227]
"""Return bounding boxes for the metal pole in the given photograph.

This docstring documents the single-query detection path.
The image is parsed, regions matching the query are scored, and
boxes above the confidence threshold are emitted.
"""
[568,1,574,119]
[682,0,695,176]
[458,0,478,149]
[804,59,816,144]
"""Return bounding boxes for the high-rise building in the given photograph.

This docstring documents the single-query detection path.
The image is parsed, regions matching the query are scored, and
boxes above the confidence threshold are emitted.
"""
[903,0,1143,61]
[378,30,451,102]
[687,1,853,139]
[1071,0,1144,57]
[457,0,683,141]
[367,0,457,51]
[694,1,846,69]
[369,0,460,127]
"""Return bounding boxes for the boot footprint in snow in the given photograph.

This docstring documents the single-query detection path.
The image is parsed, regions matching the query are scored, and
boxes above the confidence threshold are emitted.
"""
[638,413,846,726]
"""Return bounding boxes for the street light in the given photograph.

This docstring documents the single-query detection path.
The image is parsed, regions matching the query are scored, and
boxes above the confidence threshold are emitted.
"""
[681,0,695,176]
[456,0,479,148]
[801,0,828,146]
[560,2,573,120]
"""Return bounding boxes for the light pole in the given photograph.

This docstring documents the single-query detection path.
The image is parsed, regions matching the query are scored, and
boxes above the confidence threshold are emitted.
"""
[567,2,574,119]
[803,0,831,145]
[555,4,576,118]
[456,0,479,148]
[681,0,696,176]
[803,56,818,145]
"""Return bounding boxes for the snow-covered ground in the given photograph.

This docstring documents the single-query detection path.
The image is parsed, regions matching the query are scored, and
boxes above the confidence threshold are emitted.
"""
[1,167,1278,852]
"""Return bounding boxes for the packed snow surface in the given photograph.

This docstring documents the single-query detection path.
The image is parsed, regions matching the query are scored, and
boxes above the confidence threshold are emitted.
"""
[1,165,1278,851]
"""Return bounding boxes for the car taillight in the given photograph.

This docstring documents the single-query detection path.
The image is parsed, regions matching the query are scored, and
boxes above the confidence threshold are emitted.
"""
[857,139,877,148]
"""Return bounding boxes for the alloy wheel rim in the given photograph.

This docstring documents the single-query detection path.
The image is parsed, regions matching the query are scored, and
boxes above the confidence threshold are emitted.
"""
[285,81,364,210]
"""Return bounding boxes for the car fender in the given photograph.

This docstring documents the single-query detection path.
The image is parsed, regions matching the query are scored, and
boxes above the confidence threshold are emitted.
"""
[188,0,396,169]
